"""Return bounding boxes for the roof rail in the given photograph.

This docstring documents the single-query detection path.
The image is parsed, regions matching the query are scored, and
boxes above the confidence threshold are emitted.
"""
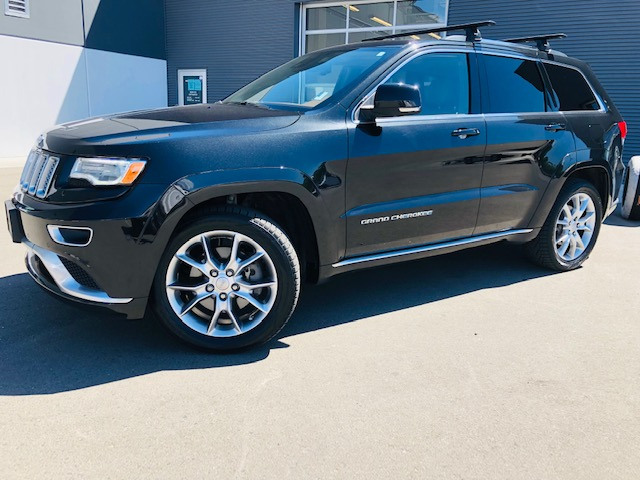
[504,33,567,52]
[363,20,496,43]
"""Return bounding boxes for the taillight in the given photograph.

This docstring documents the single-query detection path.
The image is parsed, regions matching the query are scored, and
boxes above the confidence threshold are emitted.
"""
[618,121,628,140]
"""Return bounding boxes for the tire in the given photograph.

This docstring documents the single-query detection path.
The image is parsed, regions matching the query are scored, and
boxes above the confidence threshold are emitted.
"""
[621,155,640,221]
[152,206,300,351]
[525,179,603,271]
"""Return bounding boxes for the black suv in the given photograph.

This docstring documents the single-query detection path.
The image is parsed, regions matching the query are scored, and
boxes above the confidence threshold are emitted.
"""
[5,23,627,351]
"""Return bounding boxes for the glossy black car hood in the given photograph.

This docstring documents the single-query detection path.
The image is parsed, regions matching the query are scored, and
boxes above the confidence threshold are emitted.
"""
[42,103,301,154]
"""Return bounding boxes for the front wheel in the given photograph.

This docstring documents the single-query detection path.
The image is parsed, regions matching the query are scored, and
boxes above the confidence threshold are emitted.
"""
[525,180,603,271]
[152,207,300,351]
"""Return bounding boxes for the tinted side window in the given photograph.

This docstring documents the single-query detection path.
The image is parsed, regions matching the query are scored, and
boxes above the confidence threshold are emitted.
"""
[544,63,600,111]
[483,55,545,113]
[386,53,469,115]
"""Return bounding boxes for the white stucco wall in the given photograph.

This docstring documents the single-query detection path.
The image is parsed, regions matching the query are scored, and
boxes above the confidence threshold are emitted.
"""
[0,34,167,160]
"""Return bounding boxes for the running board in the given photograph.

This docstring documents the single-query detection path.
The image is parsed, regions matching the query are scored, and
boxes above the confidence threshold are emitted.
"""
[332,229,533,268]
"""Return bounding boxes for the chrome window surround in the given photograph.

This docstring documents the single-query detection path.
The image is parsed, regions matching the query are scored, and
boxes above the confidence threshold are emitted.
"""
[350,46,606,124]
[47,225,94,247]
[26,242,132,304]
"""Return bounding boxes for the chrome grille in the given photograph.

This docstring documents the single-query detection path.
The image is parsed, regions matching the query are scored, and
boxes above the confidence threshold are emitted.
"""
[20,150,59,199]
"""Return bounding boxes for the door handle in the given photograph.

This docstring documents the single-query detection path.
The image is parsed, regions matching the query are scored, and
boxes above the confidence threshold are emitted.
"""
[545,123,566,132]
[451,128,480,139]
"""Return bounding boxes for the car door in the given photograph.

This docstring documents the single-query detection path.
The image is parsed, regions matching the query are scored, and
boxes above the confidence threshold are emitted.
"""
[345,50,486,258]
[474,52,576,235]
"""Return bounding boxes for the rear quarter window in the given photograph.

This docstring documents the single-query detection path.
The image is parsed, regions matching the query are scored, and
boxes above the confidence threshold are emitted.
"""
[483,55,546,114]
[544,63,600,111]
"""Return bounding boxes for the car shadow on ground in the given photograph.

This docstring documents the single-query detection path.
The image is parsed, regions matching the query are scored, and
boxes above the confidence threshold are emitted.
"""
[0,242,554,396]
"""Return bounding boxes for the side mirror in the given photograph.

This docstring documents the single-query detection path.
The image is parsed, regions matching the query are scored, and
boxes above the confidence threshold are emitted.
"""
[359,84,421,123]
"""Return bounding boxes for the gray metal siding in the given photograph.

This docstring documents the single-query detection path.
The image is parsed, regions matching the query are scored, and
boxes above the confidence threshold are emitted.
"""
[165,0,299,105]
[449,0,640,161]
[0,0,84,46]
[83,0,166,59]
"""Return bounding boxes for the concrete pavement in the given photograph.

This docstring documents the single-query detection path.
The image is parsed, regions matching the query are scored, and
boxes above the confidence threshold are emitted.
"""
[1,166,639,479]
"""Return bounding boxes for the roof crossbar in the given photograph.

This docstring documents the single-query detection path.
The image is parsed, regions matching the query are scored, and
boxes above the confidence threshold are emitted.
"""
[363,20,496,43]
[504,33,567,52]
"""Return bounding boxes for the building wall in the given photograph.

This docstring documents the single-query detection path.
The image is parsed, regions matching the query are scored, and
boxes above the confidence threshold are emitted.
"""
[448,0,640,161]
[0,0,167,159]
[165,0,299,105]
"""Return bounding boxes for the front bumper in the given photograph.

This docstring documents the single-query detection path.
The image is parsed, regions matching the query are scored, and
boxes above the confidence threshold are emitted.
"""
[5,183,179,319]
[24,241,148,318]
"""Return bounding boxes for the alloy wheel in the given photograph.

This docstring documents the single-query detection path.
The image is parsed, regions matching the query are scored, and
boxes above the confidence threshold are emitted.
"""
[165,230,278,337]
[554,193,596,262]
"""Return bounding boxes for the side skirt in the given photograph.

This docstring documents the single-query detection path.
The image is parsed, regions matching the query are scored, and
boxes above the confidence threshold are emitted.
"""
[319,228,536,281]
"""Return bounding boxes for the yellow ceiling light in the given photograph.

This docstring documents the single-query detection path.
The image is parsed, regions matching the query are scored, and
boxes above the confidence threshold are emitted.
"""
[429,32,441,39]
[411,35,420,40]
[348,5,360,12]
[370,16,392,27]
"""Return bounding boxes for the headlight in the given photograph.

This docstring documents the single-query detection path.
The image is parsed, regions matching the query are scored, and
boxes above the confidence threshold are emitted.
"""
[69,157,146,186]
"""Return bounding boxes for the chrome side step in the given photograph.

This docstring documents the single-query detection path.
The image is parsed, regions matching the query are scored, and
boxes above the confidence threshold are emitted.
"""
[332,229,533,268]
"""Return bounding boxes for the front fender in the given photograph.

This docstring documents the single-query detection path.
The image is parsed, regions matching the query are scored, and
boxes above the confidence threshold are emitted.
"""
[145,167,339,268]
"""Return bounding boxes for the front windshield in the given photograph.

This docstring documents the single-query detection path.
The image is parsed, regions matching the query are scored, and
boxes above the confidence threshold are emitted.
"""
[223,46,401,110]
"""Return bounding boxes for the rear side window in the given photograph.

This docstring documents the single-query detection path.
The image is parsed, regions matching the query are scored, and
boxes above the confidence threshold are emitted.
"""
[483,55,545,113]
[385,53,470,115]
[544,63,600,111]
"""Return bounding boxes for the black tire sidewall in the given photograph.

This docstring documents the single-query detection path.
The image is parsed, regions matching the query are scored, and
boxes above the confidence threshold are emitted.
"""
[152,212,298,351]
[545,181,603,271]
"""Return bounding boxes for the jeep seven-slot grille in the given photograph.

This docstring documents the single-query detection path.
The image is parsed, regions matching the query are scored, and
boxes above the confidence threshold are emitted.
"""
[20,150,59,198]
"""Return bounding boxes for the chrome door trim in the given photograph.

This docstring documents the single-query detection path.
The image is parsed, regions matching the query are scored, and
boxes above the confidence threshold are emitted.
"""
[332,228,533,267]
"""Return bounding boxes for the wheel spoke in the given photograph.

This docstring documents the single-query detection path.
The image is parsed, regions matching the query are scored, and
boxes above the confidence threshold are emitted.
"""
[179,291,213,317]
[236,251,265,273]
[577,211,595,225]
[226,234,242,271]
[574,234,586,251]
[200,234,221,270]
[168,281,207,292]
[233,291,269,313]
[562,205,573,223]
[175,252,208,277]
[568,236,578,259]
[227,307,242,334]
[558,236,571,257]
[576,197,588,219]
[207,300,223,335]
[556,233,569,245]
[238,279,276,292]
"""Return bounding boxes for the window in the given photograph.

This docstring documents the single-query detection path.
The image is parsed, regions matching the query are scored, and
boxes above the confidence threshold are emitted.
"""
[385,53,469,115]
[483,55,545,114]
[544,63,600,111]
[302,1,449,54]
[224,46,401,110]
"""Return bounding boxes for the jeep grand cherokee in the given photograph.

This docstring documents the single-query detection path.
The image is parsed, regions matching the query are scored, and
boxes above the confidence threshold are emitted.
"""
[5,22,626,351]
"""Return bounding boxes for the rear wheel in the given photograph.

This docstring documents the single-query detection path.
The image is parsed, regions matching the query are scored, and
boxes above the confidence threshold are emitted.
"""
[525,180,602,271]
[152,207,300,351]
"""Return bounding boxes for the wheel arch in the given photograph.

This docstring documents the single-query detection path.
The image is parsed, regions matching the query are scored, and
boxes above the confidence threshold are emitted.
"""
[160,167,335,283]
